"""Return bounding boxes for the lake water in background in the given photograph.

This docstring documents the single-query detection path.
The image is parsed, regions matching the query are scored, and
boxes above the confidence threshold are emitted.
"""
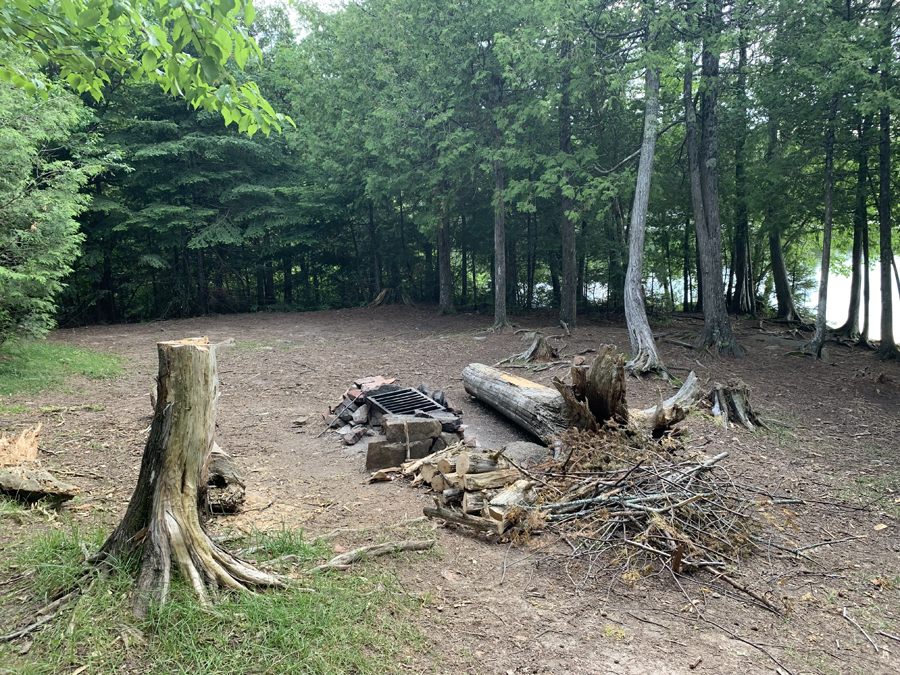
[808,255,900,341]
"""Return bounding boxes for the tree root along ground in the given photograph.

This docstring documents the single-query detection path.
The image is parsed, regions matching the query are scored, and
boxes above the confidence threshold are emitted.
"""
[1,305,899,674]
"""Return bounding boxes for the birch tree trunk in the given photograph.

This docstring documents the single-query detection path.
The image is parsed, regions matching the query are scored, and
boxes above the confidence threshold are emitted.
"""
[624,63,665,375]
[806,101,837,358]
[94,338,281,617]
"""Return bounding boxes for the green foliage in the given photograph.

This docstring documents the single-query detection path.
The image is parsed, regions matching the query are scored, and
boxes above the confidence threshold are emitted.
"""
[0,0,288,134]
[0,51,97,343]
[0,523,423,675]
[0,339,122,395]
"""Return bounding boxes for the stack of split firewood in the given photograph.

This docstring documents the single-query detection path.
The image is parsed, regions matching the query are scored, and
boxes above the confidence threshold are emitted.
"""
[394,441,542,535]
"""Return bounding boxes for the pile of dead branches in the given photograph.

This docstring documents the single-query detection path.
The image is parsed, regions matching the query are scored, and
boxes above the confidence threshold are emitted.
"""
[530,429,754,571]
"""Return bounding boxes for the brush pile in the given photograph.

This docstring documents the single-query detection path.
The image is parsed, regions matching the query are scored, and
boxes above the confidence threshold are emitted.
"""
[386,347,785,611]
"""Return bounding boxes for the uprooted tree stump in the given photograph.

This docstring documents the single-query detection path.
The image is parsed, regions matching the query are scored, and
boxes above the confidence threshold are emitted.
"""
[93,338,282,617]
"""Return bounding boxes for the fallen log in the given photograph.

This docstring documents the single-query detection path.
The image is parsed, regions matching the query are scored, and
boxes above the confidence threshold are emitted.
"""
[461,363,571,442]
[0,465,79,502]
[423,505,507,534]
[311,539,435,572]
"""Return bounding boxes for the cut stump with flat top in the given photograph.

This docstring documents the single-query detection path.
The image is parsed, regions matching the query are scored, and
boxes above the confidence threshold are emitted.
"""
[94,338,282,617]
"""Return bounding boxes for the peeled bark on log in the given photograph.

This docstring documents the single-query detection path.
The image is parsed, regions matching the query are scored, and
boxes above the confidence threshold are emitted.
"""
[485,479,536,522]
[584,345,628,424]
[93,338,282,618]
[462,363,571,442]
[709,382,765,430]
[631,371,701,435]
[462,468,521,491]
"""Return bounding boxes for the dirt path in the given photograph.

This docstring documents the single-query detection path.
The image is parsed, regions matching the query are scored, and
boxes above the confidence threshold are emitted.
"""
[5,306,900,674]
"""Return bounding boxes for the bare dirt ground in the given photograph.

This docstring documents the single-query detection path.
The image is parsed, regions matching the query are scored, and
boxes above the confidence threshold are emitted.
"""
[2,305,900,674]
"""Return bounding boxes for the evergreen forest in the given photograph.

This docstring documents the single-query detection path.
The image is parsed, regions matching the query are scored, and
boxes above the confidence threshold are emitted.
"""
[3,0,900,364]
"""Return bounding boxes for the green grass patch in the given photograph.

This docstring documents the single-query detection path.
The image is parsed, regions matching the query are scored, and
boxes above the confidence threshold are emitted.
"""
[0,340,122,396]
[840,472,900,518]
[1,524,424,675]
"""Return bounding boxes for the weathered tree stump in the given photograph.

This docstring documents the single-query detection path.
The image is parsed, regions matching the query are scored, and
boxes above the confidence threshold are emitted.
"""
[708,382,765,430]
[94,338,281,617]
[584,345,628,424]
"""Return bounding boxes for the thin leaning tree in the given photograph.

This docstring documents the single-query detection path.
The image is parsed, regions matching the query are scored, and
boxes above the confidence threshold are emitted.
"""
[91,338,282,617]
[623,50,666,377]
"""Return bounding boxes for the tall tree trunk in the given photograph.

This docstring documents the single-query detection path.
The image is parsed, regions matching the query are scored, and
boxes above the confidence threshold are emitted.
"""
[695,13,740,355]
[763,119,801,321]
[472,250,477,311]
[878,79,897,357]
[859,223,872,345]
[837,117,870,338]
[559,38,577,329]
[94,339,281,618]
[493,159,508,328]
[526,212,535,310]
[730,31,753,315]
[368,201,383,295]
[807,100,838,357]
[461,215,468,305]
[263,233,275,307]
[438,192,455,314]
[398,192,414,286]
[282,249,293,306]
[683,216,692,311]
[507,234,518,309]
[624,64,665,374]
[607,197,626,310]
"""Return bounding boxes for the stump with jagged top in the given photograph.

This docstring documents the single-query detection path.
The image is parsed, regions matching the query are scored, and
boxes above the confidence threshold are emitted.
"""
[93,337,282,617]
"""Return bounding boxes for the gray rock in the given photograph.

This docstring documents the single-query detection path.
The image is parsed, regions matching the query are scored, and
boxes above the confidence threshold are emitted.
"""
[383,415,441,443]
[407,439,434,460]
[351,404,369,425]
[365,436,406,471]
[416,410,461,432]
[501,441,551,468]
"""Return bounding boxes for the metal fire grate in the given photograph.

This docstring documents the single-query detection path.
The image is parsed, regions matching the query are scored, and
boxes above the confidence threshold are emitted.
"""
[367,387,445,416]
